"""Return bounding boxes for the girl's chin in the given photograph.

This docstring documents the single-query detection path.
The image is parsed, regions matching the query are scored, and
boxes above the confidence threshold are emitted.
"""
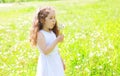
[50,26,54,29]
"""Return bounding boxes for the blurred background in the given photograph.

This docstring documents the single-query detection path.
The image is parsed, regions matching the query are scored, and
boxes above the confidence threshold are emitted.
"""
[0,0,120,76]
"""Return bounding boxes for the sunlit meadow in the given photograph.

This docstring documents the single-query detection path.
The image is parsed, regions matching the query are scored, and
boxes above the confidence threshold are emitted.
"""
[0,0,120,76]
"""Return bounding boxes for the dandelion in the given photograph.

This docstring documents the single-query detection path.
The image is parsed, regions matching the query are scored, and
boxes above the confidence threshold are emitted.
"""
[80,34,86,39]
[75,65,80,70]
[110,63,113,66]
[98,66,103,70]
[0,51,2,55]
[77,53,81,57]
[75,66,79,69]
[58,23,65,34]
[96,51,102,57]
[78,58,80,60]
[103,47,107,52]
[113,72,115,75]
[108,43,114,50]
[97,43,101,48]
[70,57,74,60]
[89,52,95,57]
[75,33,80,39]
[58,23,65,30]
[85,67,90,73]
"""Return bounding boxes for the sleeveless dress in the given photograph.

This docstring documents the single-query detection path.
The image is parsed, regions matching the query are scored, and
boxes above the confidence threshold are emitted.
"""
[36,30,64,76]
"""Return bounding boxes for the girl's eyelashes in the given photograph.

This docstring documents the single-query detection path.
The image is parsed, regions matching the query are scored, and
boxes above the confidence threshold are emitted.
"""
[50,16,55,19]
[49,16,55,19]
[50,17,53,19]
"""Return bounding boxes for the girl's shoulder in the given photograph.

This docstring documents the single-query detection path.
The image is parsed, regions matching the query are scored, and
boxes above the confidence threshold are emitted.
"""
[37,30,45,40]
[38,30,55,38]
[38,30,46,35]
[40,30,54,35]
[38,30,43,35]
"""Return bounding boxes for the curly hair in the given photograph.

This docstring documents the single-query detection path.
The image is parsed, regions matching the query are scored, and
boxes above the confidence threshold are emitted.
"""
[30,6,59,46]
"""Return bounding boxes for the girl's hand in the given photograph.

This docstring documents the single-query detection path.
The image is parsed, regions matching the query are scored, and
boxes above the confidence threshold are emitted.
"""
[56,34,64,42]
[63,62,66,71]
[61,58,66,71]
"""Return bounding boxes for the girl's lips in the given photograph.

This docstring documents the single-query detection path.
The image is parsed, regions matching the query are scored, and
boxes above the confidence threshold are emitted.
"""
[50,24,54,28]
[52,23,55,26]
[52,24,55,27]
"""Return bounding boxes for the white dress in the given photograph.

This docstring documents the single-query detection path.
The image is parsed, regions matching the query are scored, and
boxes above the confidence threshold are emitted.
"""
[36,30,64,76]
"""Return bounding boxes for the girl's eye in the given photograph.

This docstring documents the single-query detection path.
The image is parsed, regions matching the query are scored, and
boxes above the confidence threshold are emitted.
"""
[50,17,55,19]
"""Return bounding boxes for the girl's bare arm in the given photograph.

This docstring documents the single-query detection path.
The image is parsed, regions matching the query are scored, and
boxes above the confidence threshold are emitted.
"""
[37,32,64,55]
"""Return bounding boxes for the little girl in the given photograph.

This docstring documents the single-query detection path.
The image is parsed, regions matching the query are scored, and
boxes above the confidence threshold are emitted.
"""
[30,6,65,76]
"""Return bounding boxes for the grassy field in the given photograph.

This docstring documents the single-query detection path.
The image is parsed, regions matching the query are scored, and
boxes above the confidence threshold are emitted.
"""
[0,0,120,76]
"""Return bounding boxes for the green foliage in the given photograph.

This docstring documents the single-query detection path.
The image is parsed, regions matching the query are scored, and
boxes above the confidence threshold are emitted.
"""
[0,0,120,76]
[0,0,56,3]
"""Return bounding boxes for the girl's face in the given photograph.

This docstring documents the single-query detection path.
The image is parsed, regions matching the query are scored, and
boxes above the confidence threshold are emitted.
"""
[44,10,56,30]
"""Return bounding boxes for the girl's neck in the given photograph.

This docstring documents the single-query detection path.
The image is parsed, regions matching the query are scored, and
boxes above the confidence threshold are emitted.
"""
[43,27,51,32]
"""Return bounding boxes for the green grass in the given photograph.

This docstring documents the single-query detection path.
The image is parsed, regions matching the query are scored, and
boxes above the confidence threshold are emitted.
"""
[0,0,120,76]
